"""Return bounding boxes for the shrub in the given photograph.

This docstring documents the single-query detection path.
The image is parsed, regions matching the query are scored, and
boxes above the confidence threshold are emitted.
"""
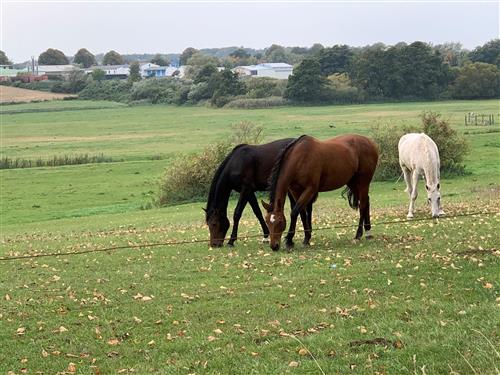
[244,77,287,98]
[371,111,468,180]
[130,78,191,104]
[420,112,469,175]
[157,121,263,206]
[224,96,289,109]
[79,80,132,102]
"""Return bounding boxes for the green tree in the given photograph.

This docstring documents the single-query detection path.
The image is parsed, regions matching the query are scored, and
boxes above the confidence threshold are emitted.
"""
[180,47,198,65]
[230,48,250,59]
[128,61,141,82]
[73,48,96,68]
[317,45,354,76]
[91,69,105,82]
[102,50,124,65]
[209,69,245,106]
[264,44,290,63]
[0,50,12,65]
[309,43,324,55]
[451,62,500,99]
[469,39,500,67]
[38,48,69,65]
[186,52,220,67]
[151,54,169,66]
[285,58,328,102]
[193,64,218,84]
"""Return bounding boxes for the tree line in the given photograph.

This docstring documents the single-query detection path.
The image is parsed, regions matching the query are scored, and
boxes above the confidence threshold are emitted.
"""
[1,39,498,104]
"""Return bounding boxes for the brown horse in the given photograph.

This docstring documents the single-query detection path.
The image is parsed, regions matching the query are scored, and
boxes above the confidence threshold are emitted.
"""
[261,134,379,251]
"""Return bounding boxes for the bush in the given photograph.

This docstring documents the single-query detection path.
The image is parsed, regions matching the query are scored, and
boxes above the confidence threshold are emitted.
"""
[371,111,468,180]
[157,121,263,206]
[130,78,191,104]
[224,96,289,109]
[244,77,287,98]
[79,80,132,102]
[420,112,469,175]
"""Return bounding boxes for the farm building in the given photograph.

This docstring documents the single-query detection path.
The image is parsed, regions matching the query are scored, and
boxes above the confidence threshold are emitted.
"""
[35,65,79,78]
[233,63,293,79]
[85,65,131,80]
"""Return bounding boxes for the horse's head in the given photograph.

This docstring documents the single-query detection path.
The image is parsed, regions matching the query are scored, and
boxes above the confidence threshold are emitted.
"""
[261,200,286,251]
[425,182,443,218]
[205,208,230,247]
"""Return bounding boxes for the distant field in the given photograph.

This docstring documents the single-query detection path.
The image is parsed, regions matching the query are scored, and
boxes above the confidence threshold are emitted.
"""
[0,85,76,103]
[0,100,498,374]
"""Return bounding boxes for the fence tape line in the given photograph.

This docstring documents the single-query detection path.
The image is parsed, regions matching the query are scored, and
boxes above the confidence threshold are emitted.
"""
[0,211,497,262]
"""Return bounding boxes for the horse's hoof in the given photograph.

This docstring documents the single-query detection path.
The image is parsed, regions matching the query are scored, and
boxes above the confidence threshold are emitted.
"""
[286,242,295,250]
[365,234,374,240]
[262,237,270,244]
[227,242,235,248]
[438,211,445,217]
[407,213,414,219]
[302,241,311,247]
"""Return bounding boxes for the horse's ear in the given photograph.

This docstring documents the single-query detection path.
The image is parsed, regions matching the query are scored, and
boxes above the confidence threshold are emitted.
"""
[202,207,207,213]
[261,200,271,212]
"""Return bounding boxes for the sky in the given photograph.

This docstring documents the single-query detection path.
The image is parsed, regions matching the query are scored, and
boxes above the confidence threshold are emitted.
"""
[1,0,499,63]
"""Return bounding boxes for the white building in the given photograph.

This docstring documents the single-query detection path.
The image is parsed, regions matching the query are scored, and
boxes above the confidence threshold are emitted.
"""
[233,63,293,79]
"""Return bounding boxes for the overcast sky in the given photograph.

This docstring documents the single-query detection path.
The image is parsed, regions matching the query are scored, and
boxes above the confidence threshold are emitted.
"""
[2,1,499,62]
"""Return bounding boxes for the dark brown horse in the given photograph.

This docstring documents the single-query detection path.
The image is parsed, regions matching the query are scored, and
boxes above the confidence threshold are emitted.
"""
[261,134,379,251]
[205,138,312,247]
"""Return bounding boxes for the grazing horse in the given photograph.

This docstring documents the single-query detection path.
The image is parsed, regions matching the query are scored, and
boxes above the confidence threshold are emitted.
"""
[261,134,379,251]
[398,133,444,218]
[205,138,312,247]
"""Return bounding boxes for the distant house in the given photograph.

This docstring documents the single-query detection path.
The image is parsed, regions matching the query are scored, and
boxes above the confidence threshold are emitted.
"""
[35,65,79,78]
[233,63,293,79]
[142,65,186,78]
[85,65,131,80]
[143,66,178,78]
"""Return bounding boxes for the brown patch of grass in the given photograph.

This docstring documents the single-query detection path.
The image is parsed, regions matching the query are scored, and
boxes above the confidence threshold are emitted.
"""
[0,86,76,103]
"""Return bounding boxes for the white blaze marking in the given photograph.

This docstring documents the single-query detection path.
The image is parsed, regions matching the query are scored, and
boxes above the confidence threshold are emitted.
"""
[270,214,275,223]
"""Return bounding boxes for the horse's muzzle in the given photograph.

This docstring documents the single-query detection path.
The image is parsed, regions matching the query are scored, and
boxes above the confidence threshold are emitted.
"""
[271,243,280,251]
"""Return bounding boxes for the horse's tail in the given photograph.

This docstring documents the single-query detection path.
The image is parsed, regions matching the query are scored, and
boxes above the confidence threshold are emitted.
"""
[341,186,359,210]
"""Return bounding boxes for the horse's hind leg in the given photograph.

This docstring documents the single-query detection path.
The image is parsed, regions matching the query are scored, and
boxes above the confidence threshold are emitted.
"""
[362,195,373,239]
[401,165,412,193]
[248,192,269,243]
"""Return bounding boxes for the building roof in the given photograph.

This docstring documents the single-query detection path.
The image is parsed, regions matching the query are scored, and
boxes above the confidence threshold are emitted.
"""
[260,63,293,69]
[235,63,293,72]
[37,65,78,73]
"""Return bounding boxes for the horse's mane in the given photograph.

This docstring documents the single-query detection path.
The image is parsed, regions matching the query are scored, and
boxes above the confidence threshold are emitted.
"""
[206,144,246,219]
[268,135,308,207]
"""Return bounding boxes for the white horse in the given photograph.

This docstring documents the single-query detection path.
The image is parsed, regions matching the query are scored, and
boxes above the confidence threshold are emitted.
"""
[398,133,445,218]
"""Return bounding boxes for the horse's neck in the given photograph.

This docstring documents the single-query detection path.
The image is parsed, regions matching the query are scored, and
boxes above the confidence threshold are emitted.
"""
[422,160,439,185]
[210,175,232,213]
[273,169,292,213]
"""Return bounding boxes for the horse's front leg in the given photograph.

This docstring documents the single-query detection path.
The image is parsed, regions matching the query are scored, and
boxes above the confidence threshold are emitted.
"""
[288,188,316,249]
[300,202,313,246]
[228,192,249,247]
[247,192,269,243]
[407,170,419,218]
[285,193,299,249]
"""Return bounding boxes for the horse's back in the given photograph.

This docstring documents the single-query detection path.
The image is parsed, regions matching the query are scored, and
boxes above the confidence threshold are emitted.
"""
[399,133,439,169]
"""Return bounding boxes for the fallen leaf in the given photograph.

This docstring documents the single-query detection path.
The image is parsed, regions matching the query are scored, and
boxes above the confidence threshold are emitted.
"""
[298,348,308,356]
[107,338,120,346]
[67,362,76,373]
[16,327,26,336]
[289,361,299,368]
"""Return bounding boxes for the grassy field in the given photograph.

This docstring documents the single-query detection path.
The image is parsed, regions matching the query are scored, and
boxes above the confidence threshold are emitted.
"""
[0,100,499,374]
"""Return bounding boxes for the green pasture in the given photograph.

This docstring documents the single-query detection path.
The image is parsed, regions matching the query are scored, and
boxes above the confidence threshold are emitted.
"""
[0,100,499,374]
